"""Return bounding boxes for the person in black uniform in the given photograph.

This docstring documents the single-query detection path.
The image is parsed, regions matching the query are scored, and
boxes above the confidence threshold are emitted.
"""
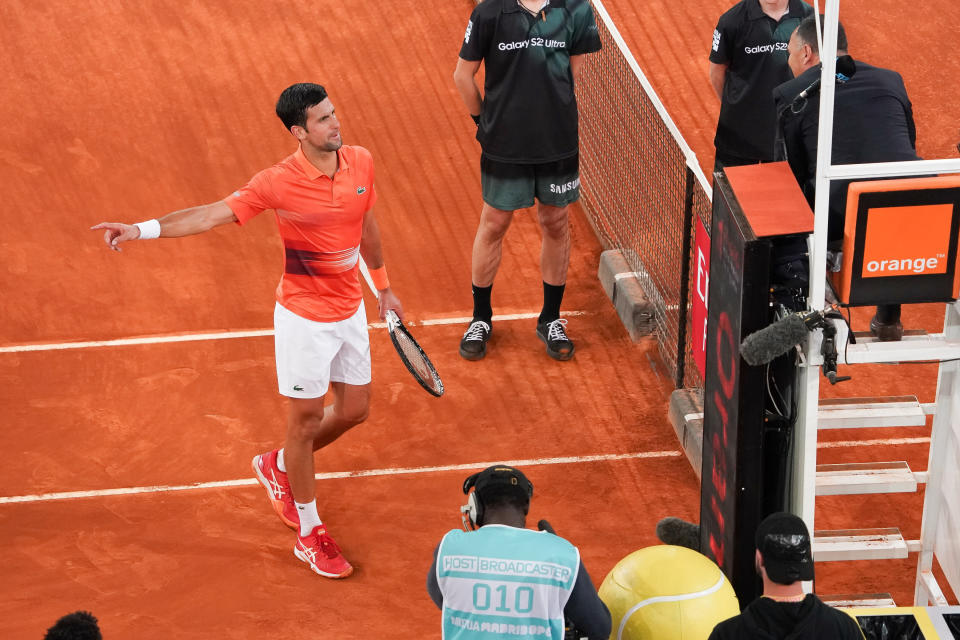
[453,0,602,362]
[708,512,865,640]
[709,0,812,171]
[773,15,921,340]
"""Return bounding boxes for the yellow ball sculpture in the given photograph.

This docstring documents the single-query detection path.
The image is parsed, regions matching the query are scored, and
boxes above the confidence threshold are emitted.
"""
[598,545,740,640]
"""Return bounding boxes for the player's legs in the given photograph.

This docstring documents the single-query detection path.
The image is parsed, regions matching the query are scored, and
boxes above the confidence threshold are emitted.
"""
[461,157,535,360]
[471,203,515,288]
[533,153,579,289]
[284,394,327,506]
[286,305,370,579]
[536,202,570,287]
[459,204,511,361]
[286,395,356,580]
[287,298,372,503]
[474,154,534,290]
[532,156,579,360]
[254,303,340,529]
[256,303,368,578]
[284,382,370,504]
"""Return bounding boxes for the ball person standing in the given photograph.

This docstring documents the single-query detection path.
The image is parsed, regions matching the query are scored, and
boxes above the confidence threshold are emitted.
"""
[454,0,602,362]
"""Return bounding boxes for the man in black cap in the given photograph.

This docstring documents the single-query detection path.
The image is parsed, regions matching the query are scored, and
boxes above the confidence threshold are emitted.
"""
[426,464,611,639]
[708,512,865,640]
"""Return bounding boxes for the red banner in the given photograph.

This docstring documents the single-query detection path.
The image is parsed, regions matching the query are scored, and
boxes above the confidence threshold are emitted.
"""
[692,217,711,379]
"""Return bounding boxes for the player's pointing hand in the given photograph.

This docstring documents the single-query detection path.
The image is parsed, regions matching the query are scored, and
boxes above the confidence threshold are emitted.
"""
[90,222,141,252]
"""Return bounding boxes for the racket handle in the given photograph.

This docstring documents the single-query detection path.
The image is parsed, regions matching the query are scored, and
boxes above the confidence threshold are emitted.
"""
[384,309,401,332]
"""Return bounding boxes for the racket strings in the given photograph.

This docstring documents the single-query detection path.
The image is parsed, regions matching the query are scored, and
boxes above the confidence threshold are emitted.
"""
[391,329,442,394]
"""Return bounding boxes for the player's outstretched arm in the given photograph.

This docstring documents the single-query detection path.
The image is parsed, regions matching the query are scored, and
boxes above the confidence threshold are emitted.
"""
[91,200,238,252]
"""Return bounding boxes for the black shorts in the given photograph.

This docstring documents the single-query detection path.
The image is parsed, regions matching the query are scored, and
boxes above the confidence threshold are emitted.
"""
[480,154,580,211]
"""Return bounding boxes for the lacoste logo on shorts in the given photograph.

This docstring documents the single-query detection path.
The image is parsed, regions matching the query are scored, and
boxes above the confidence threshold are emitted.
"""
[357,186,367,195]
[293,385,304,391]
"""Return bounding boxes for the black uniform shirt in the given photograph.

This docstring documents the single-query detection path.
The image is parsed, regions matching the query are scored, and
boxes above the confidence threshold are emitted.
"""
[708,594,865,640]
[710,0,812,161]
[459,0,602,163]
[773,60,920,240]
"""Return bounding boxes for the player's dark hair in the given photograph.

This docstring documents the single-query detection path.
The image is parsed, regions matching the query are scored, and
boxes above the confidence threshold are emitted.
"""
[478,483,531,516]
[796,15,848,56]
[275,83,329,131]
[44,610,102,640]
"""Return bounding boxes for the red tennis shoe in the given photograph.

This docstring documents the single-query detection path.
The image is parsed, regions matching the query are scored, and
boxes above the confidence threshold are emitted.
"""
[252,450,298,529]
[294,525,353,578]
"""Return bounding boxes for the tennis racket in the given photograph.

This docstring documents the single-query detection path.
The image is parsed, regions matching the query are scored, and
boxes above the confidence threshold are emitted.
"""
[358,259,444,397]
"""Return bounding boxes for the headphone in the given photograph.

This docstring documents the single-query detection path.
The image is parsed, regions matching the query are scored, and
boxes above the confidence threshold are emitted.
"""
[460,466,534,531]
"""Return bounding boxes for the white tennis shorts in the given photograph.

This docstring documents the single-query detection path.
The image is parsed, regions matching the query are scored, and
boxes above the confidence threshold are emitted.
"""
[274,302,371,398]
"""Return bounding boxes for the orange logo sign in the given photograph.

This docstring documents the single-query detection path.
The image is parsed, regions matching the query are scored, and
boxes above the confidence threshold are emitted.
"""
[862,204,952,278]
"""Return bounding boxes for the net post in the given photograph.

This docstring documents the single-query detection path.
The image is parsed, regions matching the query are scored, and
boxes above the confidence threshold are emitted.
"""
[674,167,697,389]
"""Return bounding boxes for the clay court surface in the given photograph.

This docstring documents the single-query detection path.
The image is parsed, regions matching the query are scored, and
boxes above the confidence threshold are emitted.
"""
[1,0,957,637]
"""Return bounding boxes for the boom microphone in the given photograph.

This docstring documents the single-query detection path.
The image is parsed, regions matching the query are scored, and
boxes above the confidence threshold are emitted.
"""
[740,309,828,366]
[794,55,857,103]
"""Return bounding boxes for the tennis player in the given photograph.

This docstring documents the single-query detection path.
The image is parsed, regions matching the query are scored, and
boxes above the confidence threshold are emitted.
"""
[91,83,402,579]
[454,0,602,362]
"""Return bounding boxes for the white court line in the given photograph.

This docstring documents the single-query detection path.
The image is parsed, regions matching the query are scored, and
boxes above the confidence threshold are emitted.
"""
[0,449,680,505]
[1,435,930,505]
[0,329,276,353]
[0,436,932,505]
[0,310,588,354]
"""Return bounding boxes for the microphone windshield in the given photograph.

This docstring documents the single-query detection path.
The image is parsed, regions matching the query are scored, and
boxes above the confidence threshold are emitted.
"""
[740,313,810,366]
[655,517,701,551]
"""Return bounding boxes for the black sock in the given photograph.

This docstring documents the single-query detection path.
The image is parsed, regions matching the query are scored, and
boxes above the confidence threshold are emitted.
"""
[538,282,565,325]
[472,284,493,323]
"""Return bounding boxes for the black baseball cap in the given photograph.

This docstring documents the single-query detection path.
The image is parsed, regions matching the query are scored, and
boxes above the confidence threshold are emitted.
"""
[463,465,534,501]
[755,512,815,584]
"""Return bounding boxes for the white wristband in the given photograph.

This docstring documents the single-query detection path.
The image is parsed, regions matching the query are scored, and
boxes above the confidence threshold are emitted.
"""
[134,219,161,240]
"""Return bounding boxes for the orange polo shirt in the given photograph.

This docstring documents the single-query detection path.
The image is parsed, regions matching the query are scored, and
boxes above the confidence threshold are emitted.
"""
[225,145,377,322]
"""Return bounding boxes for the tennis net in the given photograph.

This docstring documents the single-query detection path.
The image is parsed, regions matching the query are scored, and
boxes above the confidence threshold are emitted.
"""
[577,0,713,389]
